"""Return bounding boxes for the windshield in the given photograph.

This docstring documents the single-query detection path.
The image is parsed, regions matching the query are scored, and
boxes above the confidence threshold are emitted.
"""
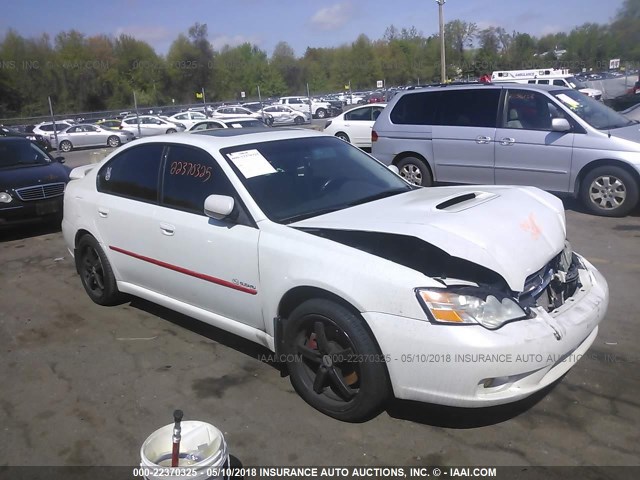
[552,89,634,130]
[0,140,51,168]
[566,76,588,90]
[221,136,412,223]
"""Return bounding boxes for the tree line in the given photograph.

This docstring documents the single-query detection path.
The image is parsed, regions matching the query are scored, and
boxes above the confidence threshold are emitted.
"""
[1,0,639,118]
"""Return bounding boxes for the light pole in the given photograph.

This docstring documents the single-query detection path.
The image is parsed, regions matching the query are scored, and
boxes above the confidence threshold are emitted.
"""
[436,0,446,83]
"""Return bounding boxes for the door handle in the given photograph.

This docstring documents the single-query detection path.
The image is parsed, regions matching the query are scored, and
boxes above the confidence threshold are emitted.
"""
[97,207,109,218]
[159,223,175,236]
[475,135,492,144]
[500,137,516,146]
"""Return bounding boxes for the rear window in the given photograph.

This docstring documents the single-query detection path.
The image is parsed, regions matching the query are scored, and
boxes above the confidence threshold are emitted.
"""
[390,89,500,128]
[390,91,442,125]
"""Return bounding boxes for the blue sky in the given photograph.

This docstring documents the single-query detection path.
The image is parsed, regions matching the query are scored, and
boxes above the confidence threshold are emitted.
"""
[0,0,626,57]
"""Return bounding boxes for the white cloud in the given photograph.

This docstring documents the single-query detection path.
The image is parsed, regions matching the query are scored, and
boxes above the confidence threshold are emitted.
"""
[539,25,564,36]
[210,34,261,50]
[310,2,353,31]
[114,25,173,43]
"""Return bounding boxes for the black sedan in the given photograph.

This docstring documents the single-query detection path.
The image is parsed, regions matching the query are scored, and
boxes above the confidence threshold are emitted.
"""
[0,125,51,151]
[0,137,70,226]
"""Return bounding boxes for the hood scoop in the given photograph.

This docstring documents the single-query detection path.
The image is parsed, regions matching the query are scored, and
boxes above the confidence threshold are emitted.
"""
[435,191,497,212]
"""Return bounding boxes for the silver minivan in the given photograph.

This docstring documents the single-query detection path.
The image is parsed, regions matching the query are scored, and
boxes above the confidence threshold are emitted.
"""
[371,83,640,216]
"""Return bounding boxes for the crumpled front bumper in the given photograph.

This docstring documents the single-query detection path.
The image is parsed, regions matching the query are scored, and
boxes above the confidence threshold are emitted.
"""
[363,255,608,407]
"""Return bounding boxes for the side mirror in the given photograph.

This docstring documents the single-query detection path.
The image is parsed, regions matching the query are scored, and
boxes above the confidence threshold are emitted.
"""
[388,165,400,174]
[54,156,65,163]
[204,194,235,220]
[551,118,571,132]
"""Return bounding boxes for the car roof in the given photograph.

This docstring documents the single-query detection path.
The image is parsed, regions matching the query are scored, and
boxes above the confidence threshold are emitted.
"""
[128,128,322,149]
[399,83,568,94]
[0,136,32,144]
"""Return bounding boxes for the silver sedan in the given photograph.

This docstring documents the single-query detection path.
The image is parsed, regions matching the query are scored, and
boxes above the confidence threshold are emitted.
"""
[51,124,134,152]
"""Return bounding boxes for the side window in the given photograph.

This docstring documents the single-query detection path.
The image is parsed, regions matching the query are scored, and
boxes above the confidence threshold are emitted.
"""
[85,125,98,132]
[528,80,536,84]
[553,80,566,86]
[503,90,564,130]
[435,89,500,127]
[390,91,442,125]
[97,144,164,202]
[67,126,79,133]
[537,80,549,85]
[345,107,372,121]
[162,145,236,215]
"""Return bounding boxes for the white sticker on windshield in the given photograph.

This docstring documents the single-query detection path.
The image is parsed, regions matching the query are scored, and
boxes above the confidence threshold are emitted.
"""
[227,149,276,178]
[556,93,580,108]
[230,123,242,128]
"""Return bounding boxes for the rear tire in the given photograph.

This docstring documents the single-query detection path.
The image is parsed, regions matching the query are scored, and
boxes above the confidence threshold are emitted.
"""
[580,166,639,217]
[316,108,327,119]
[77,235,126,306]
[396,156,432,186]
[335,132,350,143]
[283,299,391,422]
[59,140,73,153]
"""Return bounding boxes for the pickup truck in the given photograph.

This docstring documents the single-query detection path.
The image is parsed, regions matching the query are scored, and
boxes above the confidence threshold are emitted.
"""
[277,97,332,119]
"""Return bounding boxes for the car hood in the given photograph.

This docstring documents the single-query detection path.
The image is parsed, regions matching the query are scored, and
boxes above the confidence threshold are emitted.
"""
[608,123,640,144]
[292,186,566,291]
[0,163,70,190]
[579,87,602,96]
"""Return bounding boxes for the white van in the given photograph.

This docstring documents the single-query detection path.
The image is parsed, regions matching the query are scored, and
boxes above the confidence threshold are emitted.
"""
[371,83,640,217]
[491,68,603,100]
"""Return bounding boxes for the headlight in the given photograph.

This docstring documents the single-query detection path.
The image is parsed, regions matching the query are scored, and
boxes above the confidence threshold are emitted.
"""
[0,192,13,203]
[416,287,528,329]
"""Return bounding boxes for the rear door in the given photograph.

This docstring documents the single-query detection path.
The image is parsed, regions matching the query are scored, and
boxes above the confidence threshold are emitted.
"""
[494,89,574,192]
[431,88,500,184]
[94,144,165,287]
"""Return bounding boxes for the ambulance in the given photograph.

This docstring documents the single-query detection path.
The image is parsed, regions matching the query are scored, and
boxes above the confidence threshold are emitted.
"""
[491,68,603,100]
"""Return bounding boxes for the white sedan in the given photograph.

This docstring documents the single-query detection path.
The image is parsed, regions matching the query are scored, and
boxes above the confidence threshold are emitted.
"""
[62,129,608,421]
[165,111,209,129]
[260,105,309,125]
[323,103,386,148]
[119,115,186,137]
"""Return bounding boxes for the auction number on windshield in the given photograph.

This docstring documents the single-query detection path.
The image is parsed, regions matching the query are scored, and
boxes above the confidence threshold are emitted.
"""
[170,161,212,182]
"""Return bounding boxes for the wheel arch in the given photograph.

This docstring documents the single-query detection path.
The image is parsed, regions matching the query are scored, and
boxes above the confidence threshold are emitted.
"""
[275,286,386,359]
[392,151,435,182]
[574,159,640,196]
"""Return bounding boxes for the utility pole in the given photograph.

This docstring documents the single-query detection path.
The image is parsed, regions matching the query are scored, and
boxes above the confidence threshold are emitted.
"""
[436,0,446,83]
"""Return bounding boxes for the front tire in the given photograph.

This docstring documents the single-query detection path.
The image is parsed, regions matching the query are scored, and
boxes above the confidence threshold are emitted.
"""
[396,156,432,186]
[294,116,304,125]
[107,136,121,148]
[77,235,125,306]
[59,140,73,153]
[315,108,327,119]
[580,166,639,217]
[283,299,391,422]
[166,128,177,134]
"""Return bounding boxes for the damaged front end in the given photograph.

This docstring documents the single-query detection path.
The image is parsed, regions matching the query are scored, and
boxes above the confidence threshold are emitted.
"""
[518,241,582,313]
[300,228,583,330]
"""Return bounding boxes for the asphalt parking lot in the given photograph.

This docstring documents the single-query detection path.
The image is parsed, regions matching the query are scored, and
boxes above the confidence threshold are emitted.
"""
[1,149,639,468]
